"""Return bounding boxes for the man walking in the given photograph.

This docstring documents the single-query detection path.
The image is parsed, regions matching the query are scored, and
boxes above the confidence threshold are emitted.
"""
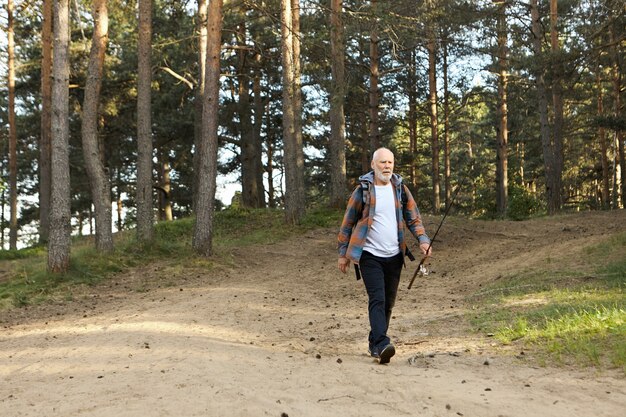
[338,147,431,364]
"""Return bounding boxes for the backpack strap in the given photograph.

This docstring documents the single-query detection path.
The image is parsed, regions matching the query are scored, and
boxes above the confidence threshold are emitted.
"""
[400,183,408,207]
[360,180,370,206]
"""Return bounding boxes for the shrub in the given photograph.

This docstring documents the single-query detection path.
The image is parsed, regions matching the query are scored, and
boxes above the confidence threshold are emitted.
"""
[507,184,544,220]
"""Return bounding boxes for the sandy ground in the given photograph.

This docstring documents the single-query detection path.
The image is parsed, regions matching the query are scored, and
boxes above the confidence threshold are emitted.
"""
[1,210,626,417]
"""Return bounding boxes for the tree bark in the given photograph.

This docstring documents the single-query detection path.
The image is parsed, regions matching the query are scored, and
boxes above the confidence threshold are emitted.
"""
[39,0,53,244]
[281,0,306,224]
[427,16,440,213]
[252,58,266,208]
[158,153,173,221]
[192,0,223,256]
[531,0,558,215]
[596,71,610,209]
[81,0,113,252]
[608,15,624,207]
[48,0,71,273]
[549,0,563,212]
[8,0,18,250]
[408,49,418,190]
[137,0,154,241]
[496,0,509,216]
[442,35,451,211]
[237,11,262,208]
[265,103,276,208]
[368,0,380,153]
[328,0,347,208]
[192,0,207,212]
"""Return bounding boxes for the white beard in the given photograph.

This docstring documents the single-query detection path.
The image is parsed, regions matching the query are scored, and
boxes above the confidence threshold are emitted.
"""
[375,170,392,183]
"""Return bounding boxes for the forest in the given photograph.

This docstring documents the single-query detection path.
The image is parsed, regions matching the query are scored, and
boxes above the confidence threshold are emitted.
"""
[1,0,624,271]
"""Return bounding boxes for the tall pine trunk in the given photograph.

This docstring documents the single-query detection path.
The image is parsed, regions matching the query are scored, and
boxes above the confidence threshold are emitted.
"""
[81,0,113,252]
[48,0,71,273]
[609,17,624,207]
[192,0,223,256]
[368,0,380,153]
[8,0,18,249]
[39,0,53,244]
[596,71,610,209]
[549,0,563,212]
[281,0,305,224]
[328,0,347,208]
[252,59,266,208]
[495,0,509,216]
[408,49,418,190]
[265,103,276,208]
[237,11,263,208]
[193,0,207,212]
[136,0,154,241]
[531,0,558,215]
[157,152,173,221]
[442,36,451,210]
[427,19,440,213]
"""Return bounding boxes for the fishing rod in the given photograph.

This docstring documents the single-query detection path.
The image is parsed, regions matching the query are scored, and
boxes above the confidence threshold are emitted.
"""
[407,183,463,290]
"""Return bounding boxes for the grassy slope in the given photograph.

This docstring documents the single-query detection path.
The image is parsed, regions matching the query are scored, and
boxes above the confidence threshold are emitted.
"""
[469,231,626,373]
[0,208,342,309]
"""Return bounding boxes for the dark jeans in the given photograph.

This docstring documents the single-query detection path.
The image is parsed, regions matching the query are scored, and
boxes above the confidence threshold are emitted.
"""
[359,250,404,353]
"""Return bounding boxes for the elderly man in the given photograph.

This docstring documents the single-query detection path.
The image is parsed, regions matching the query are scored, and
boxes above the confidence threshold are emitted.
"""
[338,147,431,364]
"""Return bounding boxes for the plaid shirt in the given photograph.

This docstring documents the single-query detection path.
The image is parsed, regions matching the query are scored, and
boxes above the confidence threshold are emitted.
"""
[338,172,430,264]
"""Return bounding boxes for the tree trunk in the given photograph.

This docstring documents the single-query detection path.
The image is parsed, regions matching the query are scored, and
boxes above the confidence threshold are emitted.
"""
[8,0,18,250]
[427,21,440,213]
[40,0,53,244]
[596,71,610,209]
[117,191,123,231]
[517,142,525,186]
[193,0,207,212]
[137,0,154,241]
[81,0,113,252]
[549,0,563,212]
[530,0,558,215]
[237,13,262,208]
[158,155,173,221]
[408,49,418,190]
[368,0,380,153]
[48,0,71,273]
[252,59,266,208]
[265,102,276,208]
[328,0,347,208]
[495,0,509,216]
[291,0,304,172]
[609,16,624,207]
[442,35,451,211]
[281,0,306,224]
[467,137,476,212]
[192,0,223,256]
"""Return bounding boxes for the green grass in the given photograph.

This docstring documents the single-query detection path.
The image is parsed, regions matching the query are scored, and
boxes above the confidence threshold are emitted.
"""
[0,207,343,310]
[470,232,626,373]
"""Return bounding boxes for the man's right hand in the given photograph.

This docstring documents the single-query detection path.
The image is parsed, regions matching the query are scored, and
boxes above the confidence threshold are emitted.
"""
[338,257,350,274]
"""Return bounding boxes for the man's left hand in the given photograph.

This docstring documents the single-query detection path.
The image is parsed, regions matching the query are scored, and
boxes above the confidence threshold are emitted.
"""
[420,242,432,257]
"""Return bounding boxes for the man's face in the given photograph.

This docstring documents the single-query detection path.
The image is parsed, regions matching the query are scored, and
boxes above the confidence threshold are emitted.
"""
[372,150,394,184]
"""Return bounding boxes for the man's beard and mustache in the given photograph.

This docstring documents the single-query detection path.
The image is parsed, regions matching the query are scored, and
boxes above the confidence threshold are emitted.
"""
[375,168,392,183]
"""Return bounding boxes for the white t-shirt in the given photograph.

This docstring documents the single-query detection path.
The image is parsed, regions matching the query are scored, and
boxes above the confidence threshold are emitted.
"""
[363,183,400,257]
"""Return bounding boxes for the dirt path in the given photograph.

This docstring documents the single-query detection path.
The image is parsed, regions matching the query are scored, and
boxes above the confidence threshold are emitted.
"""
[1,210,625,417]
